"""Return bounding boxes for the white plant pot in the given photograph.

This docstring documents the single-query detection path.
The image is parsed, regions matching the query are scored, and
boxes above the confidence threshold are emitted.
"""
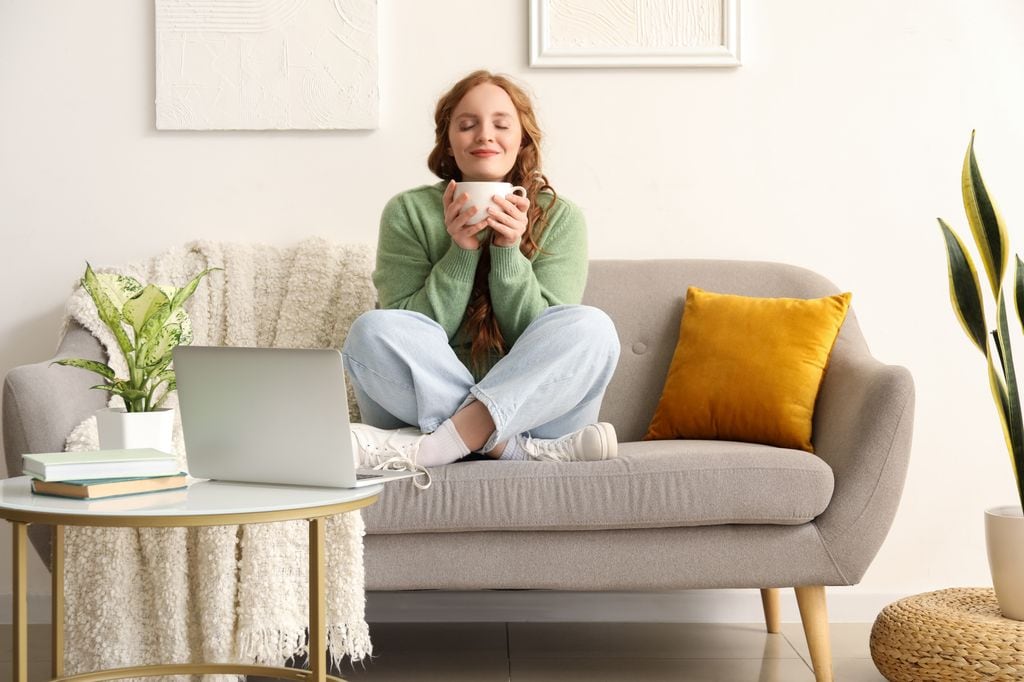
[985,504,1024,621]
[95,407,175,455]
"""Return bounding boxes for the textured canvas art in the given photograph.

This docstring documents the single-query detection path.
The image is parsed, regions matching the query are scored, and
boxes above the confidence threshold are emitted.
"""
[531,0,740,67]
[155,0,378,130]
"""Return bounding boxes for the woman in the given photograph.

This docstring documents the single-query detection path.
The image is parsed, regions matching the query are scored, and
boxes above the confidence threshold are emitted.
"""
[342,70,620,487]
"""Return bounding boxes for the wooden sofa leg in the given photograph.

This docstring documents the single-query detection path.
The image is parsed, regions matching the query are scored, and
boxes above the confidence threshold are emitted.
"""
[794,585,833,682]
[760,588,780,633]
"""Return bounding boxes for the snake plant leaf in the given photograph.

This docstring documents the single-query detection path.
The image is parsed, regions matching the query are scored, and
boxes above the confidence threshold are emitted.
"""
[82,264,134,360]
[963,130,1009,298]
[938,218,988,353]
[987,349,1021,487]
[51,358,116,381]
[170,267,220,311]
[1016,256,1024,334]
[122,285,170,338]
[996,292,1024,481]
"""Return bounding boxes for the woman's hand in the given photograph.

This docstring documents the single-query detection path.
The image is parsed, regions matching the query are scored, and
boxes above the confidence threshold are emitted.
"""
[443,180,488,250]
[486,193,530,248]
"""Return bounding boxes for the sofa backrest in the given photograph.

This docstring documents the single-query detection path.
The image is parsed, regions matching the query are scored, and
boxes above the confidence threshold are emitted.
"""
[582,259,869,442]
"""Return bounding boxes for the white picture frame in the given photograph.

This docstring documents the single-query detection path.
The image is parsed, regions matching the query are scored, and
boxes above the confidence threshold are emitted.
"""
[155,0,379,130]
[530,0,740,68]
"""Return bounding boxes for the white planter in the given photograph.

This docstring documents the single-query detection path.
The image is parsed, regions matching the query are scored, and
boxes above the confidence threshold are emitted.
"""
[96,407,175,455]
[985,504,1024,621]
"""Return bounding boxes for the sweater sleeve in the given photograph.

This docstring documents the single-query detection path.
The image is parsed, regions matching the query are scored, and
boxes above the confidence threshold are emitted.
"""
[487,197,588,347]
[373,193,481,340]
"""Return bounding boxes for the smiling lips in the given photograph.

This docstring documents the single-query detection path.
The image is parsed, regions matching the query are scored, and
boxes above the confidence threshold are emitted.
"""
[470,149,499,157]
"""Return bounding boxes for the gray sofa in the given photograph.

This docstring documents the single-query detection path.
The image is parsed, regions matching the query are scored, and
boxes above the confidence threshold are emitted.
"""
[3,259,914,682]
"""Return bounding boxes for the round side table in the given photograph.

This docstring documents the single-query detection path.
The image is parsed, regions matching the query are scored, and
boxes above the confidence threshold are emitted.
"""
[0,475,382,682]
[870,587,1024,681]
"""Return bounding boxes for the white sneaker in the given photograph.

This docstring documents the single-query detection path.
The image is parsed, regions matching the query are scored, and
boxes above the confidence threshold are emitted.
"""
[518,422,619,462]
[350,424,432,490]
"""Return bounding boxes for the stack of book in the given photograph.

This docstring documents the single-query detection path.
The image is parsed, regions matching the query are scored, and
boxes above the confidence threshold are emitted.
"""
[22,449,187,500]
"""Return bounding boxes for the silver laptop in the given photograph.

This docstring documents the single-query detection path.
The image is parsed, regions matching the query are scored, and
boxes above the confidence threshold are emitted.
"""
[172,346,421,488]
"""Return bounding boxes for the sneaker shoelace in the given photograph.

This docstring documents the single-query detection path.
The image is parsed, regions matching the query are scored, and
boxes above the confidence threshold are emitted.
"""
[372,456,432,490]
[521,433,575,462]
[360,429,432,490]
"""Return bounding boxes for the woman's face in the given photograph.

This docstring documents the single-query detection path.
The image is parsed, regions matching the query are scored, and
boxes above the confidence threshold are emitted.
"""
[448,82,523,182]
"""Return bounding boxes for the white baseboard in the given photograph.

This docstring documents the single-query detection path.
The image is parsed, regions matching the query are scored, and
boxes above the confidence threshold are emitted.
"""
[0,589,911,625]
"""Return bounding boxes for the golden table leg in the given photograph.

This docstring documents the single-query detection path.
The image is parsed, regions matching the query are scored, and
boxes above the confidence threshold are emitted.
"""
[53,525,64,678]
[12,521,28,682]
[309,517,326,682]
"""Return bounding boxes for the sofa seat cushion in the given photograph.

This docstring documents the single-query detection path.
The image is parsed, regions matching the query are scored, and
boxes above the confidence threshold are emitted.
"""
[362,439,834,534]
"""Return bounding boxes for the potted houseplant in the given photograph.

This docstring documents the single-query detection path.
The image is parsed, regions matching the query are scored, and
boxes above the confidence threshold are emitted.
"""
[54,263,217,454]
[938,130,1024,620]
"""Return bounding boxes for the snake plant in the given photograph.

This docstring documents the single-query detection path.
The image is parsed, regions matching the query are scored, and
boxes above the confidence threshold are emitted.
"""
[938,131,1024,511]
[53,264,218,412]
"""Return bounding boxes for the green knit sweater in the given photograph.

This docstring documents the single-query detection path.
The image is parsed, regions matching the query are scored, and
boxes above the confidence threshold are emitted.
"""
[373,181,588,375]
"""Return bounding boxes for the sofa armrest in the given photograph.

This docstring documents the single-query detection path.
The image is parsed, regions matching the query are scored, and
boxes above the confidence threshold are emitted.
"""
[811,353,915,584]
[3,322,107,569]
[3,321,107,477]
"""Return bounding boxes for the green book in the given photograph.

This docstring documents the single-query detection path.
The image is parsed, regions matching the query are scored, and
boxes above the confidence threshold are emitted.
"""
[21,448,179,482]
[30,473,189,500]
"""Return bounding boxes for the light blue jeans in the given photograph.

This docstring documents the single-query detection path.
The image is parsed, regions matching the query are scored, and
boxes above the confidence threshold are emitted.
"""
[341,305,621,452]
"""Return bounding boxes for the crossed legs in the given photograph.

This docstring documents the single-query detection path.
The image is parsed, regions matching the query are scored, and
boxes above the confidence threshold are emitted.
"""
[341,305,620,462]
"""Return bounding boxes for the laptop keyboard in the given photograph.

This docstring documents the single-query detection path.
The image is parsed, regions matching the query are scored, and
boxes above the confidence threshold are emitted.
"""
[356,472,384,479]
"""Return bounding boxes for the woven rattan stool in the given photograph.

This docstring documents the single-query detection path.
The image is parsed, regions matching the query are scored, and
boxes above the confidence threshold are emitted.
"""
[870,588,1024,681]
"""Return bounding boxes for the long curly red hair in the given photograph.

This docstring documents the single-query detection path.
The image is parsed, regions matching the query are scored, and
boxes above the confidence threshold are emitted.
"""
[427,70,556,373]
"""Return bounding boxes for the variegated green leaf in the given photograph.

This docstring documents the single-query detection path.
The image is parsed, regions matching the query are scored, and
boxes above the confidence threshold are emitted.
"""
[170,267,220,311]
[137,302,173,360]
[51,358,116,381]
[963,130,1009,298]
[148,354,173,377]
[166,307,193,345]
[82,264,134,360]
[938,218,988,353]
[90,383,147,400]
[122,285,170,338]
[140,323,182,368]
[152,383,175,409]
[149,369,175,391]
[95,272,143,312]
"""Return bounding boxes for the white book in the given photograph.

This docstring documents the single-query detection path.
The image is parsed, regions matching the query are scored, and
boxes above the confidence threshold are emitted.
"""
[22,448,179,482]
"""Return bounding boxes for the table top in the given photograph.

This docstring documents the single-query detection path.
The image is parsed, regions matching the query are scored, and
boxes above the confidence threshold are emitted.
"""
[0,476,382,527]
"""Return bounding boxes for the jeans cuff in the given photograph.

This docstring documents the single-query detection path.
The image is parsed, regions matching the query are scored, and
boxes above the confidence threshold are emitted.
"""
[468,386,506,452]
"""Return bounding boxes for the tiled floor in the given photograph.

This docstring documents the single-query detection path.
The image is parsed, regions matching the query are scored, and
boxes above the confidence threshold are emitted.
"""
[0,621,886,681]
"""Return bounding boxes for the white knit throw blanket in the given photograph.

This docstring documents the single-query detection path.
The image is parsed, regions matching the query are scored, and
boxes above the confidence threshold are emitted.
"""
[60,238,377,681]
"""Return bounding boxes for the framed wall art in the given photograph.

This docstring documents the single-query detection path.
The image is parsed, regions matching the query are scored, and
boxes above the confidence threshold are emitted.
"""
[530,0,740,68]
[155,0,379,130]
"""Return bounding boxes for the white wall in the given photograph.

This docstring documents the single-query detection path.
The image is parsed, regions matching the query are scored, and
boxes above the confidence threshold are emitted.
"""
[2,0,1024,620]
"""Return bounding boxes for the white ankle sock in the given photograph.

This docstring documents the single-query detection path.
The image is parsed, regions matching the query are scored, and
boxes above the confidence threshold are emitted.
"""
[497,436,527,461]
[417,419,471,467]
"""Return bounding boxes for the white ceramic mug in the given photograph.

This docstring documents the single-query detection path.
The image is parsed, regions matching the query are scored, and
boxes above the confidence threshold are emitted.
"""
[455,181,527,225]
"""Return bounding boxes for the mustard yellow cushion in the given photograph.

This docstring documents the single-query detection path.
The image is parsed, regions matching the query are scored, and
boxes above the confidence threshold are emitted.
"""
[643,287,852,452]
